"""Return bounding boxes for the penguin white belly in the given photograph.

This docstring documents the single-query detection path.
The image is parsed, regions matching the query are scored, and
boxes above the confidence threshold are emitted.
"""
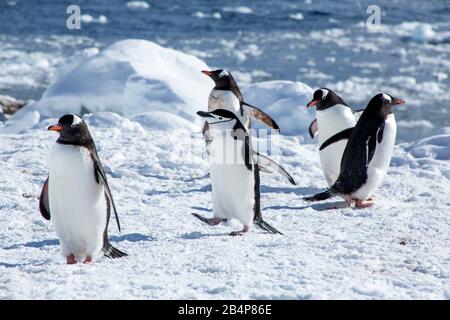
[48,144,107,258]
[317,105,356,186]
[209,134,254,226]
[353,114,397,200]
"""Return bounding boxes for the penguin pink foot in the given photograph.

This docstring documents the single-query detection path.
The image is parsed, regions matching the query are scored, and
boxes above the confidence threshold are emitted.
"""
[191,213,224,226]
[355,198,374,208]
[66,254,76,265]
[229,225,249,236]
[83,256,93,264]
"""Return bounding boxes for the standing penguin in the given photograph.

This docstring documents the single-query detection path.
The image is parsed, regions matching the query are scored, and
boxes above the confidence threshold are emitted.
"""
[193,109,295,235]
[306,88,362,186]
[202,69,292,181]
[304,93,405,208]
[201,70,279,153]
[202,69,279,131]
[39,114,127,264]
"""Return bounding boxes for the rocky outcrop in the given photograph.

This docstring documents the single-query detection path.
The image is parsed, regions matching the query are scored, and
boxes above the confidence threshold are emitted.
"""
[0,95,26,116]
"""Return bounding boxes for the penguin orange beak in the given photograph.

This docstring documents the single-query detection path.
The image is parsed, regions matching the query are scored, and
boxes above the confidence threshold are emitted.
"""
[48,124,63,132]
[201,70,213,77]
[393,98,406,105]
[307,100,319,108]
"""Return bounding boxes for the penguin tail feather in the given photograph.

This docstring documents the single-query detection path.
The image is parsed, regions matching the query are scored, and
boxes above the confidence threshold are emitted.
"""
[255,218,284,235]
[104,244,128,259]
[303,189,335,202]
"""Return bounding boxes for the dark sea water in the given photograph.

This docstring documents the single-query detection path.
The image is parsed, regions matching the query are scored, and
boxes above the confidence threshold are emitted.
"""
[0,0,449,141]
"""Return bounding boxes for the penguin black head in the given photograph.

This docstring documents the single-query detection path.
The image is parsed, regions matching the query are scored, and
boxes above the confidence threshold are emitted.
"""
[48,114,93,146]
[367,93,406,118]
[201,69,242,100]
[197,109,237,124]
[202,69,234,90]
[197,109,249,141]
[307,88,346,110]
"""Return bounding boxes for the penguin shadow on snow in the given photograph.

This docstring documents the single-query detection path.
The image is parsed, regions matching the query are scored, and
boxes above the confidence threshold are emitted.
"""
[260,185,357,211]
[263,200,349,212]
[190,206,212,212]
[179,231,230,239]
[260,185,322,196]
[3,233,154,251]
[109,233,156,243]
[182,184,212,193]
[3,239,60,250]
[0,260,52,268]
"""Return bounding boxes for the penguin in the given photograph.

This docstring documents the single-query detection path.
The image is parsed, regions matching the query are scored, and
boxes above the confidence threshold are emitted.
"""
[192,109,296,235]
[306,88,362,187]
[39,114,127,264]
[304,93,405,208]
[202,69,292,181]
[201,69,279,131]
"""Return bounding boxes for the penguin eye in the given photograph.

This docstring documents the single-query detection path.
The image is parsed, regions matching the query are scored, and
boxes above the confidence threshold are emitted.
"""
[219,117,223,120]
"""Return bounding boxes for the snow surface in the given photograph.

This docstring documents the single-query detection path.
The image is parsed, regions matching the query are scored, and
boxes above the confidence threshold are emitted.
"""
[0,40,449,300]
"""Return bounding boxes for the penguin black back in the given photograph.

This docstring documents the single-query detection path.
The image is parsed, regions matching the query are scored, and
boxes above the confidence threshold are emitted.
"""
[329,93,403,194]
[201,69,243,103]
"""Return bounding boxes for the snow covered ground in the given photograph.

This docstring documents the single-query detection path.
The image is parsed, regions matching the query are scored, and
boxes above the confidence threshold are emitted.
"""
[0,40,449,300]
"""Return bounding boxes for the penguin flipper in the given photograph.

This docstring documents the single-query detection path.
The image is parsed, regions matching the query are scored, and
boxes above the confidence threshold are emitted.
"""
[377,121,385,143]
[319,127,354,151]
[39,177,51,220]
[91,153,122,233]
[353,109,365,122]
[242,135,253,171]
[254,152,296,185]
[242,102,280,131]
[367,132,377,165]
[367,121,385,165]
[102,194,127,258]
[308,119,318,139]
[304,189,335,202]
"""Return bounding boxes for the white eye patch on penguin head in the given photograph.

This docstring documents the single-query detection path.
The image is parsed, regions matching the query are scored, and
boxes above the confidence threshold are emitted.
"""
[307,88,332,108]
[70,114,83,127]
[381,93,392,103]
[319,88,329,100]
[47,114,92,145]
[379,93,405,106]
[201,69,233,90]
[218,70,229,78]
[372,93,406,117]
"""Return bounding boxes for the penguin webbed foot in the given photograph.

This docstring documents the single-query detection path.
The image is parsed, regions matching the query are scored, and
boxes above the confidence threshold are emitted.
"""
[229,225,249,236]
[83,255,93,264]
[66,254,77,265]
[355,198,374,209]
[191,213,224,226]
[355,198,374,208]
